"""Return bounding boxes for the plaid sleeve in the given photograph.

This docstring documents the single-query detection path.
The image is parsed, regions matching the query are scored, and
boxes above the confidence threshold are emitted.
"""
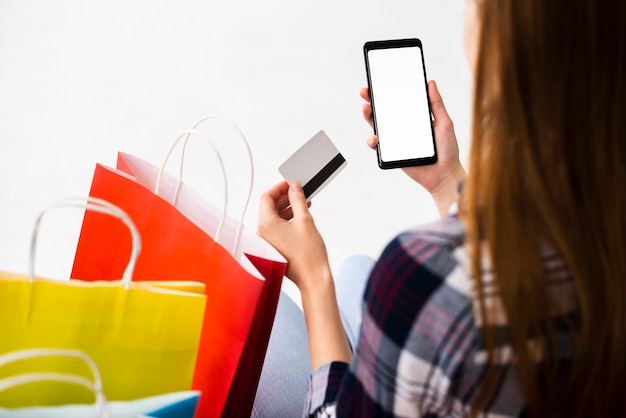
[303,217,478,417]
[335,220,477,417]
[304,361,349,417]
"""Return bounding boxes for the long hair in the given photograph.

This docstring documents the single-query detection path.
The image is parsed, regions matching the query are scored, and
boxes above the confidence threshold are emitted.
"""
[462,0,626,416]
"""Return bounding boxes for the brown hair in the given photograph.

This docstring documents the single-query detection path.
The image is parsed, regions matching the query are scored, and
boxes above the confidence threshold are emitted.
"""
[462,0,626,416]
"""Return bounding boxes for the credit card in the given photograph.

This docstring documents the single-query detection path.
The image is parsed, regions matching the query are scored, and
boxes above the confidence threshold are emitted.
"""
[278,130,347,201]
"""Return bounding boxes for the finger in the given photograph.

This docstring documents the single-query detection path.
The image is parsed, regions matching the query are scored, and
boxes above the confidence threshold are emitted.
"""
[362,103,373,128]
[287,182,311,218]
[275,193,291,213]
[260,181,290,218]
[279,199,312,221]
[279,206,294,221]
[265,181,290,201]
[366,134,379,149]
[359,87,370,102]
[428,80,452,124]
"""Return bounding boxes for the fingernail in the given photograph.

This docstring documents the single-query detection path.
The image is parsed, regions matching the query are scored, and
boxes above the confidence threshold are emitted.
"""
[291,182,303,192]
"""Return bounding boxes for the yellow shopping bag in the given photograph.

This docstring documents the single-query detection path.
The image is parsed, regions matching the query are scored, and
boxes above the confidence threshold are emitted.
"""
[0,198,206,408]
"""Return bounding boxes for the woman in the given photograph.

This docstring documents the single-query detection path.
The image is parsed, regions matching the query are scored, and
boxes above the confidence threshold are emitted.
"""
[254,0,626,416]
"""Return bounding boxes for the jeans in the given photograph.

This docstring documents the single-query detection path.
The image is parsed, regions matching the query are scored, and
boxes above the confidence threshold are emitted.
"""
[251,255,375,417]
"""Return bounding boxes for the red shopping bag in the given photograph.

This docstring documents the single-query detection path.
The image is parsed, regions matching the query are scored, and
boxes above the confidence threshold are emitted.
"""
[71,122,286,417]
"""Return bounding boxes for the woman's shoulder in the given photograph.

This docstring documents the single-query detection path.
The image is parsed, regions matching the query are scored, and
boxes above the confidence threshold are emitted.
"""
[366,215,475,339]
[374,215,470,294]
[359,216,481,416]
[395,214,466,249]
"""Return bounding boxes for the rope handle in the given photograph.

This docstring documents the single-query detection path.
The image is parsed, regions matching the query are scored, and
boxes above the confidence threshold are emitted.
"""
[0,348,110,418]
[155,115,254,253]
[28,197,141,289]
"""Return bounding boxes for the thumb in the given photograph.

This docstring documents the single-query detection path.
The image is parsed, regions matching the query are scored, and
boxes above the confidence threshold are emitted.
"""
[428,80,451,123]
[288,182,310,217]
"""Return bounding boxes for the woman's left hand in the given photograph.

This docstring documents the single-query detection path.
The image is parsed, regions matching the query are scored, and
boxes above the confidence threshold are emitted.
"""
[360,80,466,216]
[258,181,332,293]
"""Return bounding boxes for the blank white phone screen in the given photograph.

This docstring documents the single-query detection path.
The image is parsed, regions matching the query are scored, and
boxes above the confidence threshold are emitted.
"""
[368,46,434,163]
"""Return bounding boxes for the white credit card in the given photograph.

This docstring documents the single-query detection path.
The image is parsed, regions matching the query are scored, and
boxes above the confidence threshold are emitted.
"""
[278,130,347,202]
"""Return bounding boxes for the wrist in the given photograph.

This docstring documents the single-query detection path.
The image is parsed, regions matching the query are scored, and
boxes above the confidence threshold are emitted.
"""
[296,266,335,300]
[297,269,353,370]
[430,165,466,217]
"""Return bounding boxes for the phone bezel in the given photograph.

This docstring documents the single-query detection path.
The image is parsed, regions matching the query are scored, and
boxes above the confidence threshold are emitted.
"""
[363,38,437,169]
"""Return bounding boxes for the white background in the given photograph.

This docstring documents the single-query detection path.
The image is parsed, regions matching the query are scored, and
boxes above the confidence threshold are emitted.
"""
[0,0,471,302]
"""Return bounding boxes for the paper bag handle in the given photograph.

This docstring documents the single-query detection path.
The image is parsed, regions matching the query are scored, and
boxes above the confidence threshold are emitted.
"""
[28,197,141,290]
[156,116,254,254]
[0,348,110,418]
[154,129,228,242]
[190,116,254,255]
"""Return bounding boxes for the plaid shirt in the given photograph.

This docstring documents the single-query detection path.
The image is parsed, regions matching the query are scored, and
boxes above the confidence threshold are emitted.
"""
[304,216,576,417]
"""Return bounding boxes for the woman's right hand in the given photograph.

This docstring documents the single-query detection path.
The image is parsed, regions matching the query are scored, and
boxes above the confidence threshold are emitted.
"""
[257,181,332,294]
[360,80,466,216]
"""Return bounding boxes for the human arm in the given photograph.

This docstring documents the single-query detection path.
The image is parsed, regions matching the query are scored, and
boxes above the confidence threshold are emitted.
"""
[257,185,474,416]
[360,80,466,217]
[257,181,352,371]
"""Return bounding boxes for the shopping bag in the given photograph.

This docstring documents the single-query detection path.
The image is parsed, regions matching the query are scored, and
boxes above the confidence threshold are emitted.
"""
[0,198,206,408]
[0,348,200,418]
[141,392,199,418]
[71,117,286,417]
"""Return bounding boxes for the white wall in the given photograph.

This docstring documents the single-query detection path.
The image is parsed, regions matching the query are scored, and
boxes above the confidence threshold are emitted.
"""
[0,0,471,294]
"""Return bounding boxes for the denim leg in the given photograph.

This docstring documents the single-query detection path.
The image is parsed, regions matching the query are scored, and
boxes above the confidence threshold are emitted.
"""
[252,255,375,417]
[334,255,376,351]
[252,290,310,417]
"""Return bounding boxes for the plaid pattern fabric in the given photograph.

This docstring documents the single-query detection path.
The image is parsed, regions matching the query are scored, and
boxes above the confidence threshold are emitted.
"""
[304,216,576,417]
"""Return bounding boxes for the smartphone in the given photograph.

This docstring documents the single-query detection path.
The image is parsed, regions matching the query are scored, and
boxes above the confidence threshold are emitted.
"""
[363,38,437,169]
